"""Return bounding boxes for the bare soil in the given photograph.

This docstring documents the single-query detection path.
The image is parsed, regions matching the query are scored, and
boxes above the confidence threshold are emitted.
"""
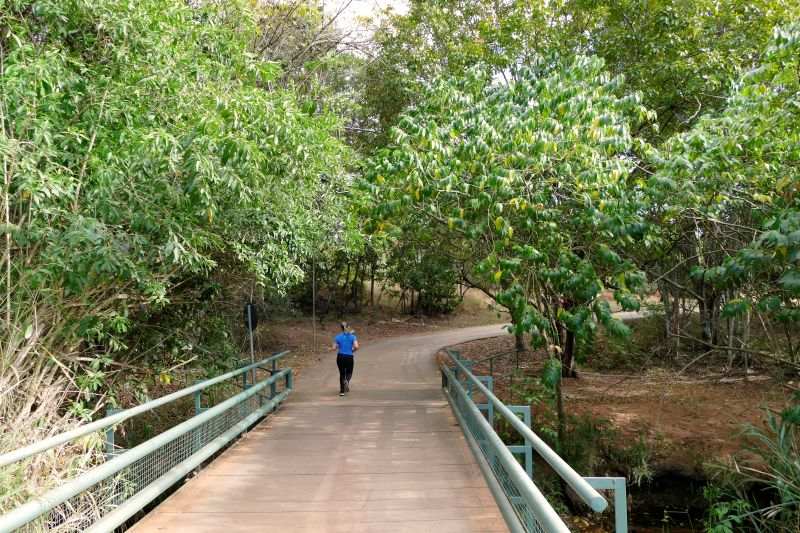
[448,333,790,473]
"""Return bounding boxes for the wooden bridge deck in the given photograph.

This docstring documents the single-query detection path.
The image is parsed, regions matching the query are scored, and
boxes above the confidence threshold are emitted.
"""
[131,325,510,533]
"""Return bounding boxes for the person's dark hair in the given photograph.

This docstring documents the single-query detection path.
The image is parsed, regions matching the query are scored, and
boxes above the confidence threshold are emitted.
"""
[340,322,348,332]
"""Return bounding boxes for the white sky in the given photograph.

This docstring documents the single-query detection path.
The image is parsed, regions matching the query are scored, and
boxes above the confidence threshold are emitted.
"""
[323,0,409,36]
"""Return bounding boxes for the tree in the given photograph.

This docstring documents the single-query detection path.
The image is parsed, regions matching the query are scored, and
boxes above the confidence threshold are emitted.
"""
[364,0,549,147]
[647,23,800,365]
[365,58,653,443]
[365,0,799,148]
[384,227,462,315]
[0,0,353,404]
[555,0,800,141]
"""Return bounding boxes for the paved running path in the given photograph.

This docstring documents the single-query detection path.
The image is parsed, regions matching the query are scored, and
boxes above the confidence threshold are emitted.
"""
[132,325,510,533]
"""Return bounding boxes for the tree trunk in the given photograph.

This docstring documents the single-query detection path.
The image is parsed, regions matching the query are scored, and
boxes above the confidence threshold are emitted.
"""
[553,367,575,513]
[515,331,525,368]
[727,313,736,370]
[555,375,566,453]
[370,262,375,307]
[561,329,577,378]
[341,262,351,316]
[742,309,751,379]
[724,290,735,368]
[699,287,721,345]
[673,294,681,354]
[711,293,721,345]
[660,282,679,357]
[352,259,362,312]
[661,283,672,340]
[784,324,797,363]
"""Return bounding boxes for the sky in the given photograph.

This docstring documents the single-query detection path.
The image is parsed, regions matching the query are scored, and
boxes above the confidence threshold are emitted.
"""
[323,0,409,37]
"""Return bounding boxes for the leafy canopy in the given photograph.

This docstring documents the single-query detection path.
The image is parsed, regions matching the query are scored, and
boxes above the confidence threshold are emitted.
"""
[366,58,653,366]
[1,0,352,364]
[649,23,800,327]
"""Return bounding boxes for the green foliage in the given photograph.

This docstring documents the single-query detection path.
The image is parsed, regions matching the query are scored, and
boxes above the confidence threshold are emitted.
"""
[704,485,751,533]
[706,398,800,532]
[1,0,352,398]
[540,359,563,390]
[556,0,800,141]
[385,240,461,315]
[252,1,374,149]
[366,0,799,146]
[366,58,652,370]
[648,23,800,357]
[365,1,544,146]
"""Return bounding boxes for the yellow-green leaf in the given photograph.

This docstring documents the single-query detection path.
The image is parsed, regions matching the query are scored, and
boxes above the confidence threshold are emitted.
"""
[753,193,772,205]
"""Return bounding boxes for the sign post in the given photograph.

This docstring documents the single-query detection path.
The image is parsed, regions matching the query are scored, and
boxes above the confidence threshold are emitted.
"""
[244,303,258,385]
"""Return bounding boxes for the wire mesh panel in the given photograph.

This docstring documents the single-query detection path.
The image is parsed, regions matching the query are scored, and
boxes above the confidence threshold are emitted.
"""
[445,369,547,533]
[41,395,263,532]
[3,358,292,533]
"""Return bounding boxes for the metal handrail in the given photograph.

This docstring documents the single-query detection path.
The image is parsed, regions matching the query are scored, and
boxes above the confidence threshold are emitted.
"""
[445,350,608,513]
[0,351,289,468]
[0,365,292,532]
[442,365,570,533]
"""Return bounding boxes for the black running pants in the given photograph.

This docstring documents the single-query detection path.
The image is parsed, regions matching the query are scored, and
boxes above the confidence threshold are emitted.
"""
[336,354,354,392]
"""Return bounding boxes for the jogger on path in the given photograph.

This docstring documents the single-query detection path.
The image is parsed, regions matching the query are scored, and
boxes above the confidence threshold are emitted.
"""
[333,322,359,396]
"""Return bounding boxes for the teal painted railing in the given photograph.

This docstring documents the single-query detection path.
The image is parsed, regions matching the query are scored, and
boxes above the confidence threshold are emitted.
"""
[442,349,628,533]
[0,352,292,533]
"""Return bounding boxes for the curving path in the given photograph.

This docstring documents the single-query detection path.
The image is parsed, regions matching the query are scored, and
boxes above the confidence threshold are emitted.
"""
[131,325,510,533]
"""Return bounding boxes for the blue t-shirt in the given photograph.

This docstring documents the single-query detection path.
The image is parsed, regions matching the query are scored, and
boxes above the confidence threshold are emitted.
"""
[335,332,357,356]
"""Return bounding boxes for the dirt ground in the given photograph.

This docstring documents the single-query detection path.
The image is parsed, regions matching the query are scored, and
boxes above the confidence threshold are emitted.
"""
[447,333,792,474]
[567,370,789,470]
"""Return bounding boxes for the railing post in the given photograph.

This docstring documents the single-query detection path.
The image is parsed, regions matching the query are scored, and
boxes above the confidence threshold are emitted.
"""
[449,350,461,381]
[270,359,278,399]
[286,369,293,391]
[193,381,205,454]
[584,477,628,533]
[193,382,205,416]
[104,408,122,458]
[475,376,494,428]
[507,405,533,479]
[450,352,475,398]
[614,478,628,533]
[463,360,474,397]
